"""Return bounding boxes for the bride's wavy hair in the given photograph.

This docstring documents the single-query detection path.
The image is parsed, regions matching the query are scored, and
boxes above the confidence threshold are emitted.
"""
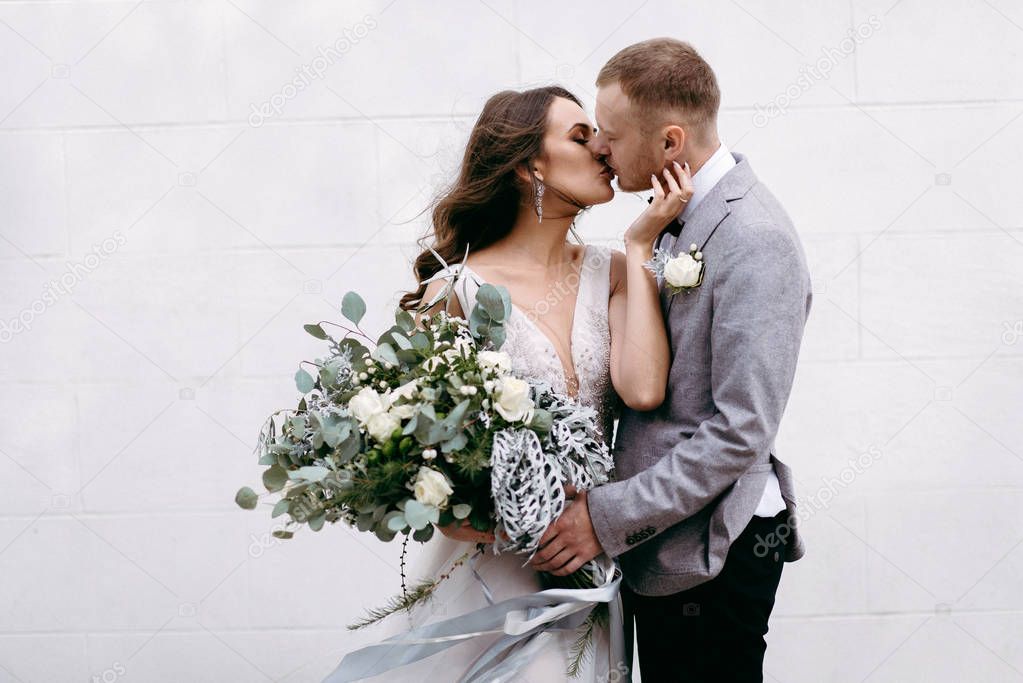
[400,86,588,312]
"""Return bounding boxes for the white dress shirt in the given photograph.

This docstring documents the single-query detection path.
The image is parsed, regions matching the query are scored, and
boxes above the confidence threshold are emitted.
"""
[672,142,787,518]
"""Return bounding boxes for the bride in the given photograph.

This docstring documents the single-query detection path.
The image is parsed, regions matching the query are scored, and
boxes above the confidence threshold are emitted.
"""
[351,85,692,681]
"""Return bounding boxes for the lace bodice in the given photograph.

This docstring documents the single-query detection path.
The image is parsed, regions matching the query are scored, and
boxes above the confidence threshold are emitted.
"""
[443,244,620,447]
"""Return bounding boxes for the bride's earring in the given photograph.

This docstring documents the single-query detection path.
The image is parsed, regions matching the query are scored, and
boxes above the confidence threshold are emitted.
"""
[532,173,545,223]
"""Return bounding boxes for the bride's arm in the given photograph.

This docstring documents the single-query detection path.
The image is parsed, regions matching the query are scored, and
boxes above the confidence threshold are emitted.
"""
[608,161,694,411]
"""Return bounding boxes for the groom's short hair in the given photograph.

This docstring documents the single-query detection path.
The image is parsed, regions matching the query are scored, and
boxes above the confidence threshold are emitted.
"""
[597,38,720,141]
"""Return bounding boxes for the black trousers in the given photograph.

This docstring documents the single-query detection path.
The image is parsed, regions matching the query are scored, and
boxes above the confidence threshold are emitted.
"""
[621,509,790,683]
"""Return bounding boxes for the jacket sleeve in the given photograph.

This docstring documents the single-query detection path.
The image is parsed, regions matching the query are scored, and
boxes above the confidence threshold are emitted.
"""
[588,223,812,559]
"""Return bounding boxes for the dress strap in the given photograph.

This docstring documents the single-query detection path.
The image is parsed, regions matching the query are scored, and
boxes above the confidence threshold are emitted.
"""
[580,245,613,314]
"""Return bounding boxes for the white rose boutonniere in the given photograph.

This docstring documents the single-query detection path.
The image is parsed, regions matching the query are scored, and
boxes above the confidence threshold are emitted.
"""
[645,242,705,296]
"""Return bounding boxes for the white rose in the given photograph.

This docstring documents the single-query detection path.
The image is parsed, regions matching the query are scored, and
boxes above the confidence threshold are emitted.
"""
[413,466,453,507]
[391,379,419,402]
[478,350,512,374]
[349,387,389,424]
[663,253,703,288]
[390,403,418,420]
[366,411,400,443]
[493,376,534,423]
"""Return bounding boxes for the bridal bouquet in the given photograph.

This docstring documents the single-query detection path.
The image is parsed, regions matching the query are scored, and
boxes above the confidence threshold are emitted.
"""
[235,252,617,675]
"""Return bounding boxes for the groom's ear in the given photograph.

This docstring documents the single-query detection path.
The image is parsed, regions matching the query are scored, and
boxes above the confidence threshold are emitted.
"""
[662,124,686,160]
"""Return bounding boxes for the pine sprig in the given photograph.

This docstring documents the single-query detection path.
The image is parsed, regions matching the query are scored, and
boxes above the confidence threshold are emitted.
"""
[346,550,474,631]
[346,577,438,631]
[566,611,597,677]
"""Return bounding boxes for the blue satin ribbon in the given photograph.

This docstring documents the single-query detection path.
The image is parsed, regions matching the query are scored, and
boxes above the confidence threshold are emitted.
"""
[324,555,626,682]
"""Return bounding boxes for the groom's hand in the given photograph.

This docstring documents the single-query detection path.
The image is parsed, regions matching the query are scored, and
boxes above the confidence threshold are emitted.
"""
[530,490,603,576]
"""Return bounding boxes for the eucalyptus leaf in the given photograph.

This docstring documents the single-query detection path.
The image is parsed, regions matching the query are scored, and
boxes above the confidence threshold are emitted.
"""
[271,499,290,518]
[404,500,439,530]
[308,512,326,532]
[337,431,361,462]
[262,465,288,492]
[410,332,430,350]
[476,284,506,321]
[396,348,419,364]
[401,414,419,436]
[294,367,315,394]
[412,525,435,542]
[427,421,453,445]
[288,417,306,437]
[292,465,329,482]
[319,364,338,388]
[341,292,366,325]
[414,413,438,445]
[395,309,415,332]
[529,408,553,433]
[371,343,399,367]
[390,330,413,351]
[441,432,468,453]
[489,325,506,350]
[452,503,472,520]
[496,286,513,320]
[384,510,409,532]
[319,414,349,448]
[234,486,258,510]
[303,323,328,340]
[444,400,471,428]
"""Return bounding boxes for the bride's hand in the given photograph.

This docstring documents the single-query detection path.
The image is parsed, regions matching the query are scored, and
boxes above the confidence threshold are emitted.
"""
[439,519,496,544]
[624,160,694,247]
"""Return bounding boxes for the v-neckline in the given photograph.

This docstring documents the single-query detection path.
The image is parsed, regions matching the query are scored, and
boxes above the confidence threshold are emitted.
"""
[458,244,590,398]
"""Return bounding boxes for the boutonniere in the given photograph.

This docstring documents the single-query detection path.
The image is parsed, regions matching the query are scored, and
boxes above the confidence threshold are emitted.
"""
[644,242,705,296]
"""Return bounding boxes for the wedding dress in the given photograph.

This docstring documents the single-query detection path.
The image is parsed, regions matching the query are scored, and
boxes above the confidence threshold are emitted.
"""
[352,243,622,682]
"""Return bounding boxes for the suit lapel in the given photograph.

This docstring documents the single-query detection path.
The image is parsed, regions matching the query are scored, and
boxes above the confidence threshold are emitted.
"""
[667,198,730,316]
[664,153,757,316]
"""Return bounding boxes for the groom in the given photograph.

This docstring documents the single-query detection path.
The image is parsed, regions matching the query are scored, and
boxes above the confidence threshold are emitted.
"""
[531,38,811,680]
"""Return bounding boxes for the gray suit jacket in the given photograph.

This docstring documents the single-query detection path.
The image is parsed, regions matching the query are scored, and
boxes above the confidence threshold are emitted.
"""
[588,152,811,596]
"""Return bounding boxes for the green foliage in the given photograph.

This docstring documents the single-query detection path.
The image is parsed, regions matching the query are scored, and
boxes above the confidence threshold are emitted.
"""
[294,367,314,393]
[234,487,258,509]
[346,576,439,631]
[303,323,329,340]
[341,291,366,325]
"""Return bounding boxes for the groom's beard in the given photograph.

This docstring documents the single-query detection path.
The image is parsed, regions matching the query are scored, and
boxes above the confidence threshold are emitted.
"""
[613,155,664,193]
[616,170,656,193]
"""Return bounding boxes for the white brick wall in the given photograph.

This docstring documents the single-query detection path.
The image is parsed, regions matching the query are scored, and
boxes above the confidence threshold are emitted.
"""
[1,1,1020,680]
